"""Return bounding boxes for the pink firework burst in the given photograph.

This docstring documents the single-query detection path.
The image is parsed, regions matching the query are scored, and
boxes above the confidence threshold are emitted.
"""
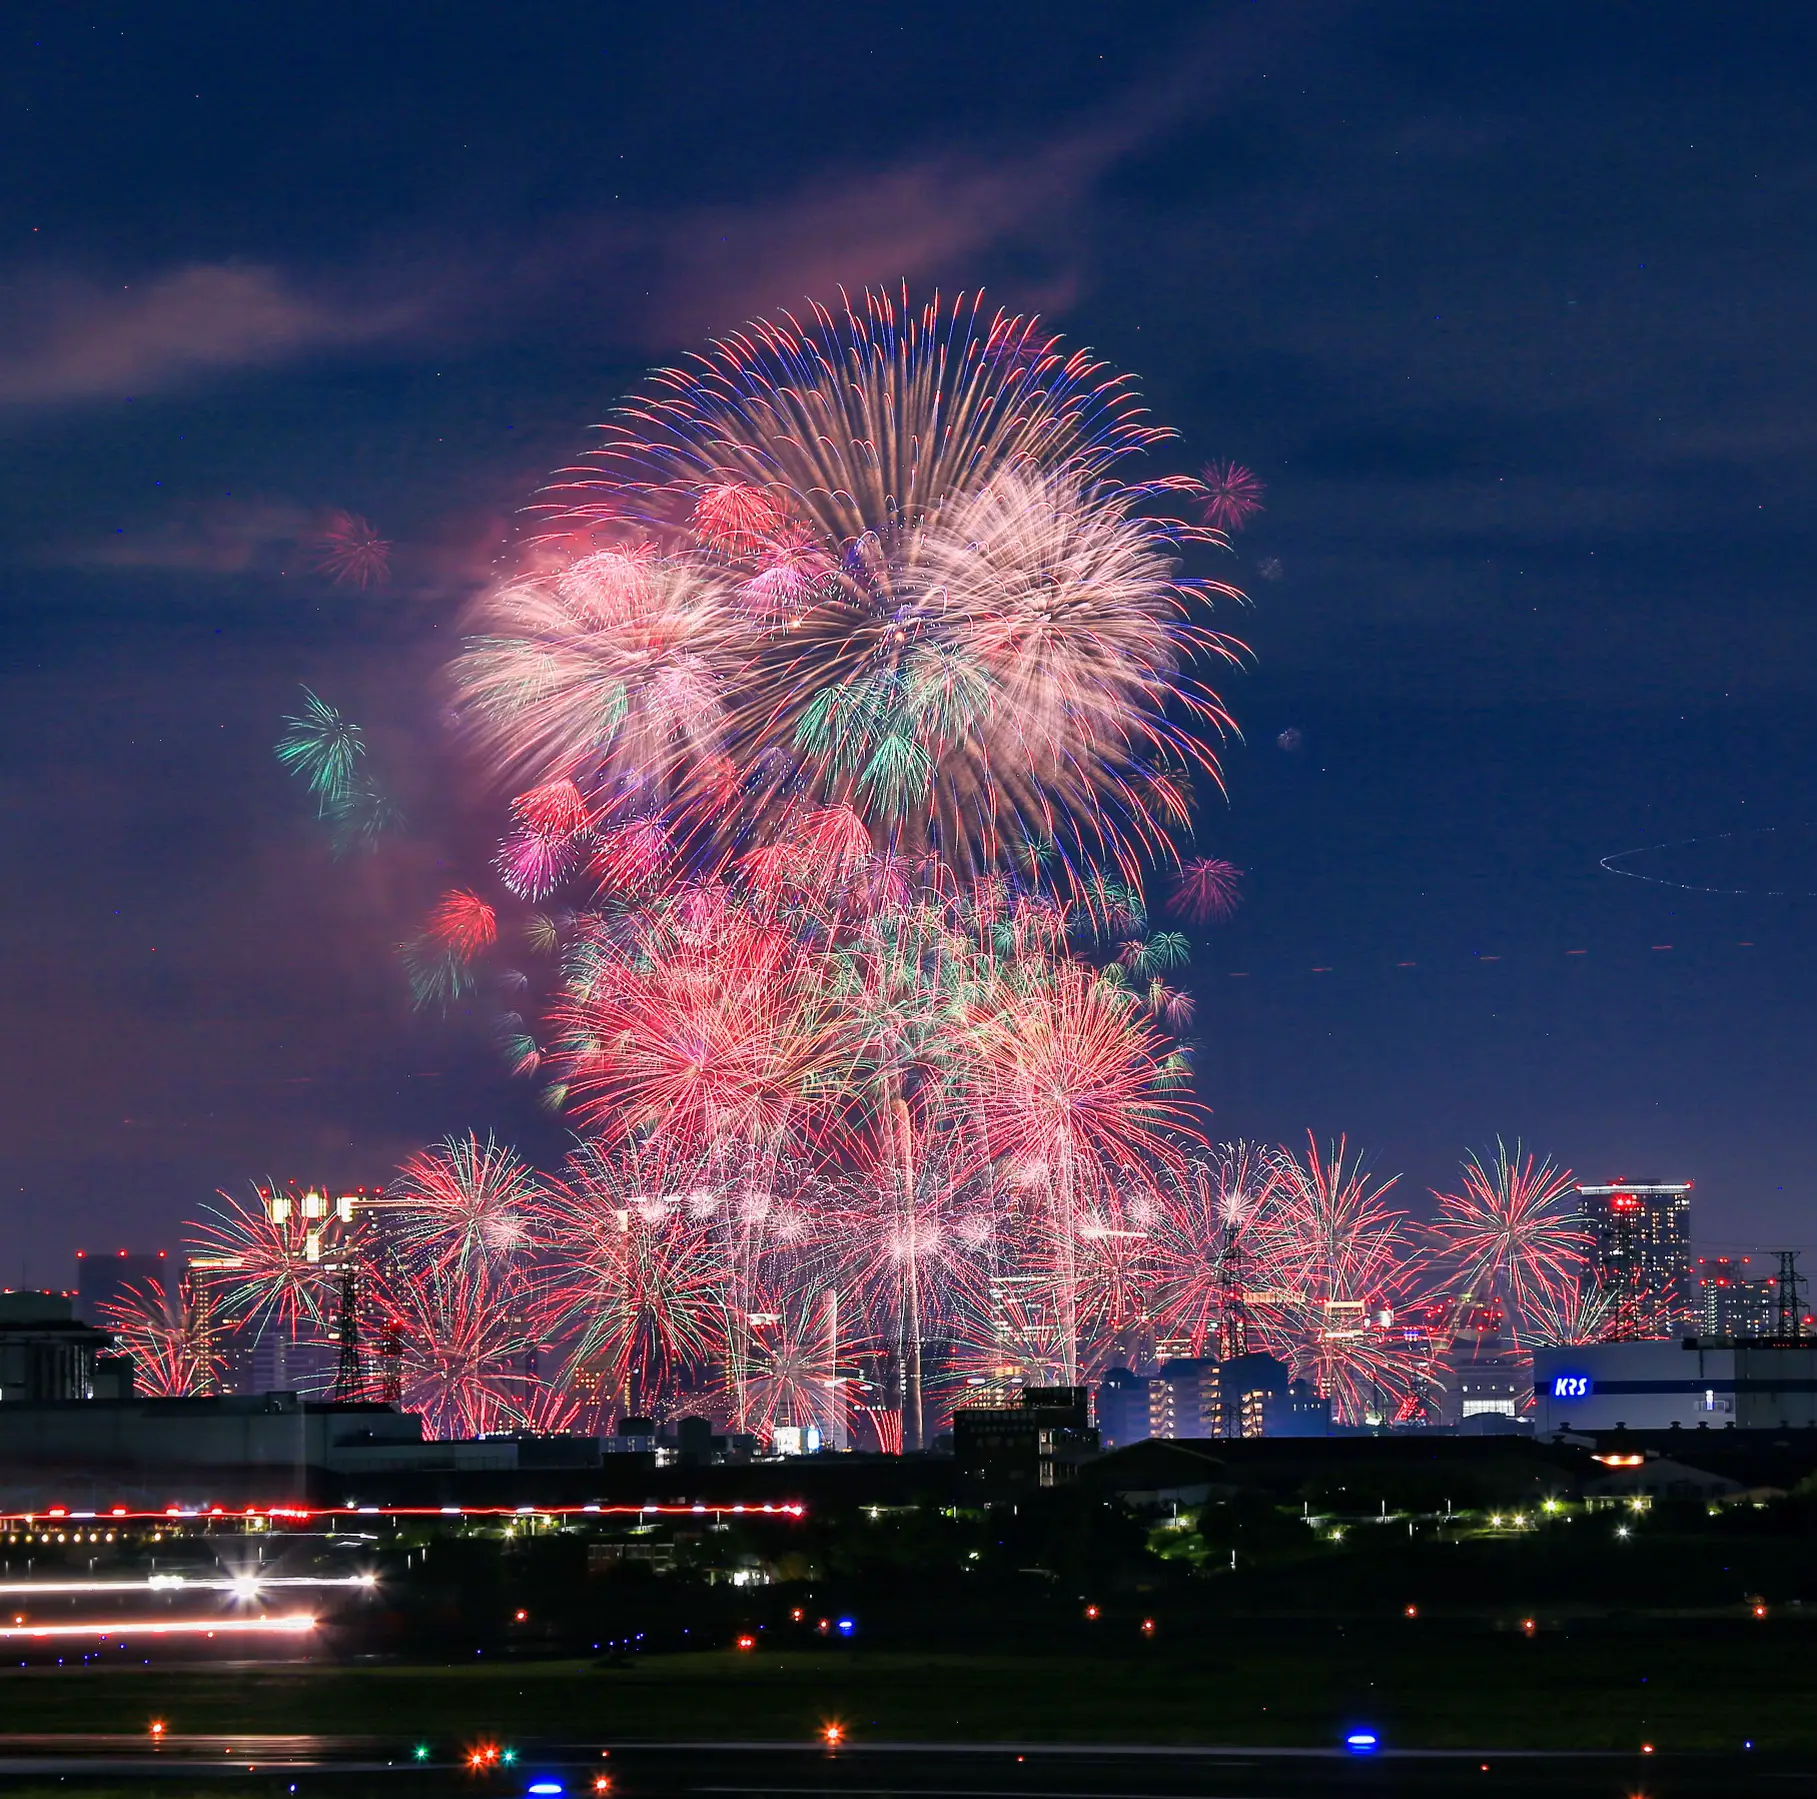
[186,1184,346,1340]
[377,1258,539,1439]
[593,815,672,893]
[741,1281,849,1442]
[1198,462,1265,534]
[312,510,392,586]
[1256,1134,1416,1424]
[1171,857,1242,924]
[739,523,828,615]
[495,825,581,900]
[538,1139,729,1419]
[1146,1142,1287,1357]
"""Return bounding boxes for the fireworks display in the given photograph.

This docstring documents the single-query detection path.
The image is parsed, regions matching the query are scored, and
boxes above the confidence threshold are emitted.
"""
[160,1129,1603,1435]
[227,290,1614,1442]
[453,290,1246,896]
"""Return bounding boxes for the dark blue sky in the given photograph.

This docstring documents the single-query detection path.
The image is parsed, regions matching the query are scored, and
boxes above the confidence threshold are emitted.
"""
[4,2,1815,1281]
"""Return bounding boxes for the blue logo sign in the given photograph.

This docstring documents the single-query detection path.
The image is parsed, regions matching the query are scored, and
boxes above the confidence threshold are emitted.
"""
[1551,1374,1591,1400]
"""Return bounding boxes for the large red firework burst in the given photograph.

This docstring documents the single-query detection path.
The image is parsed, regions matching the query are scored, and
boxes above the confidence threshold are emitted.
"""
[1430,1141,1585,1346]
[96,1276,223,1398]
[537,1139,730,1423]
[1253,1135,1420,1425]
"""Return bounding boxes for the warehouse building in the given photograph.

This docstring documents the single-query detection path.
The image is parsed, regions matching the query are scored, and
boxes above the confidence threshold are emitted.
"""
[1534,1339,1817,1432]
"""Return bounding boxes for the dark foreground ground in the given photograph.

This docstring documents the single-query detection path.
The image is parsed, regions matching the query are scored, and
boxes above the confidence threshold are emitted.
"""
[0,1626,1805,1751]
[0,1740,1811,1799]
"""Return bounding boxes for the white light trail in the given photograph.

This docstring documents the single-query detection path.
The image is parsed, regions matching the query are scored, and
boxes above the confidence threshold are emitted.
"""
[0,1574,374,1597]
[0,1614,315,1638]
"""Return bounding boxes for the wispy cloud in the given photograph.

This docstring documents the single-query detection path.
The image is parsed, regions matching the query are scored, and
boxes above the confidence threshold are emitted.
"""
[0,145,1100,411]
[0,265,414,408]
[57,495,314,575]
[0,14,1287,410]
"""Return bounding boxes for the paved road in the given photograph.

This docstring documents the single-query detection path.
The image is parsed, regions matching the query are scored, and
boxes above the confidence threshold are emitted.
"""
[0,1740,1813,1797]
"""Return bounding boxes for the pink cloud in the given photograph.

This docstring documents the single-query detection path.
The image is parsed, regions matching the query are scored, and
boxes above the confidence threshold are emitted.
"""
[0,263,411,406]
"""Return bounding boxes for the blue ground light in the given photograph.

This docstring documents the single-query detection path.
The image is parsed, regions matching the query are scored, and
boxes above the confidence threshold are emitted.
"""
[1345,1731,1380,1754]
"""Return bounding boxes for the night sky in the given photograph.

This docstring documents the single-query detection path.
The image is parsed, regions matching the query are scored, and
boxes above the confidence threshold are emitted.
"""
[5,3,1815,1284]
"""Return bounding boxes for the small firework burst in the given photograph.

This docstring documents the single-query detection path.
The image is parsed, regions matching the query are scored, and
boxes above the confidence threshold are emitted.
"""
[1198,461,1265,534]
[1171,857,1243,924]
[1430,1142,1584,1346]
[96,1275,223,1397]
[275,688,365,811]
[312,510,392,587]
[426,889,498,960]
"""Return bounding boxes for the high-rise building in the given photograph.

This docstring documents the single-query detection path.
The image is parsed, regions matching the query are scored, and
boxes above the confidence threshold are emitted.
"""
[1149,1356,1219,1438]
[1574,1181,1693,1336]
[1095,1366,1153,1448]
[1695,1255,1778,1339]
[75,1249,172,1319]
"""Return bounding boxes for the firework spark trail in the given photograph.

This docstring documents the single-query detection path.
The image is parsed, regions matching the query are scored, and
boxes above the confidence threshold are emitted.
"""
[1524,1275,1626,1348]
[386,1132,540,1278]
[1252,1134,1419,1425]
[1429,1140,1584,1348]
[95,1276,223,1398]
[185,1184,346,1345]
